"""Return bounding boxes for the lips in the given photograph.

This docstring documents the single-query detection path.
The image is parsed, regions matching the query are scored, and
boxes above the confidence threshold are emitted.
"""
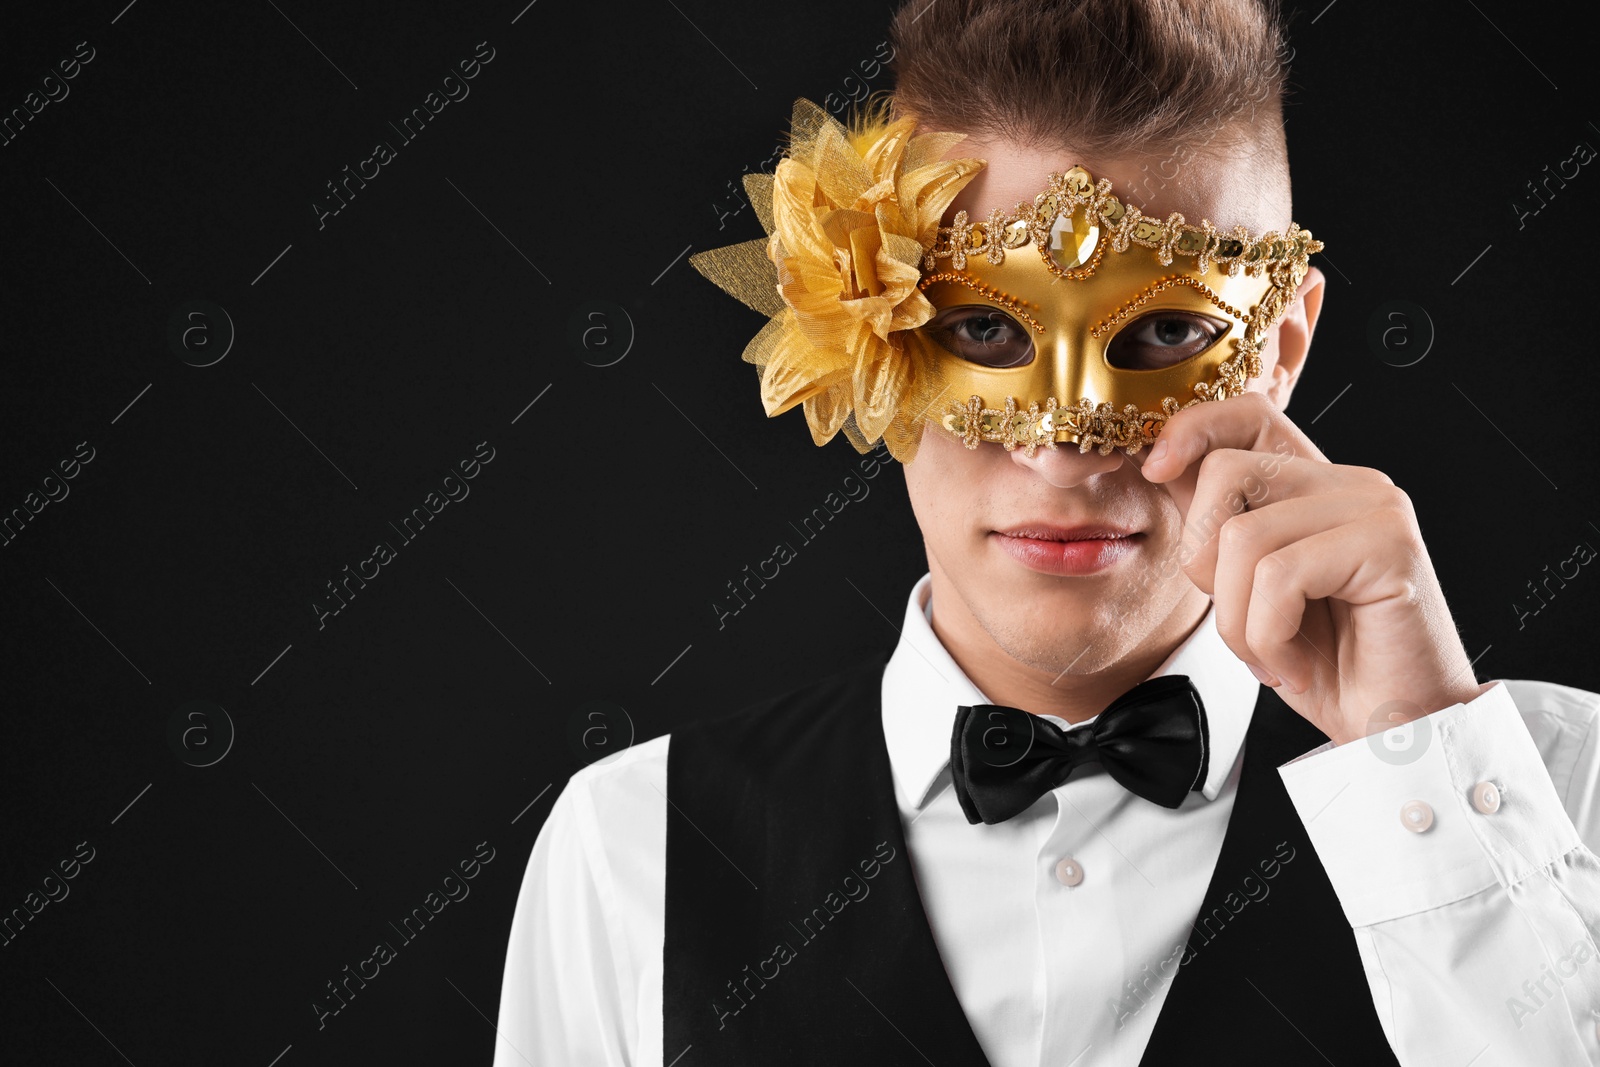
[992,524,1139,542]
[990,523,1143,576]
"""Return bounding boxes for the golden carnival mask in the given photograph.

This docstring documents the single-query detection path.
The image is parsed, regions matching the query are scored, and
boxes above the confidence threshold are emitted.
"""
[690,98,1323,463]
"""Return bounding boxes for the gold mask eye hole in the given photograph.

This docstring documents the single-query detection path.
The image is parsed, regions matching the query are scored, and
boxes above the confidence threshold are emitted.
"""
[1105,310,1230,371]
[924,305,1036,368]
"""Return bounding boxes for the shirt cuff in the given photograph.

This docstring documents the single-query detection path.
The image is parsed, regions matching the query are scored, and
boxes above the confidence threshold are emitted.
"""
[1276,680,1583,926]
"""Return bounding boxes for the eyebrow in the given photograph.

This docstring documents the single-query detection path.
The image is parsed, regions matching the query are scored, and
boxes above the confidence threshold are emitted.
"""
[916,271,1046,333]
[1090,275,1253,338]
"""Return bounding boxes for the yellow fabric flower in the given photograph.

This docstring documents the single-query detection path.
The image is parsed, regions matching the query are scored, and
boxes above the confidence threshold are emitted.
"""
[690,98,984,463]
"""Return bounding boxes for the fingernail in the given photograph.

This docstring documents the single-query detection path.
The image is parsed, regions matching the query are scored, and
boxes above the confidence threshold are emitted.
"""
[1247,662,1281,687]
[1148,439,1169,465]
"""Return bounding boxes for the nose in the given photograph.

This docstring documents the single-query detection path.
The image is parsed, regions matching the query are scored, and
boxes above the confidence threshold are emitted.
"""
[1009,437,1133,488]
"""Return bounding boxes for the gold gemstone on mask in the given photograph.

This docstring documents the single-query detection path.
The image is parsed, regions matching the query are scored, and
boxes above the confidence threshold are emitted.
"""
[1049,206,1100,272]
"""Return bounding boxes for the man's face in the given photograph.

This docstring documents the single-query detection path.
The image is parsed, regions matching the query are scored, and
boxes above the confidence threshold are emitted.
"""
[903,134,1320,680]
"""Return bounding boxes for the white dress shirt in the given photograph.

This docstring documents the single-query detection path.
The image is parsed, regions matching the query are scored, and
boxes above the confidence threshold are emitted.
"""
[492,572,1600,1067]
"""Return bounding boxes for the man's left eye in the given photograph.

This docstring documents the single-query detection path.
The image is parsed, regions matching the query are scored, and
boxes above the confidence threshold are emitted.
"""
[1105,311,1229,370]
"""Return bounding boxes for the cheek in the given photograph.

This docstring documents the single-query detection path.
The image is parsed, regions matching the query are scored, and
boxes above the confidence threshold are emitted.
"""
[903,431,992,536]
[901,439,941,527]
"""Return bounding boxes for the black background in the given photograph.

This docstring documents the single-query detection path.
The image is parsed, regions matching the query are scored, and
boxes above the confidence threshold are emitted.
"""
[1,0,1595,1063]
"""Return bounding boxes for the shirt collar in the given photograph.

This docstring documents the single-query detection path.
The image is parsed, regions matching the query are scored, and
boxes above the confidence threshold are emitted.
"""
[880,572,1258,813]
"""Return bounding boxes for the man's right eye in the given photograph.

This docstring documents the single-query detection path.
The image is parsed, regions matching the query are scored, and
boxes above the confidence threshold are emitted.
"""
[925,306,1036,368]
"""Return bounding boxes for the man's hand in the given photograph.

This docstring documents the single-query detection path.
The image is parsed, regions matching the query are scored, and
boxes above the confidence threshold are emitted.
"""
[1137,390,1493,745]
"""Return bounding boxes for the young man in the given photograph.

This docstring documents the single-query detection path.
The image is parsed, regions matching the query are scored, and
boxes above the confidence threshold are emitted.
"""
[493,1,1600,1064]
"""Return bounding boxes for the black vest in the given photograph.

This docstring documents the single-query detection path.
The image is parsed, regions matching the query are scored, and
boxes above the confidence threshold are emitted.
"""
[663,651,1401,1065]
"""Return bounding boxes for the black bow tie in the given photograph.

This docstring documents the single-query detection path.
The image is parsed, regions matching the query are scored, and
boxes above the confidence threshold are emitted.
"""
[949,674,1210,824]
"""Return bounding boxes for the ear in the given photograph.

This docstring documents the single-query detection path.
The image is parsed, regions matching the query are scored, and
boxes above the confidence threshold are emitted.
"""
[1263,265,1325,410]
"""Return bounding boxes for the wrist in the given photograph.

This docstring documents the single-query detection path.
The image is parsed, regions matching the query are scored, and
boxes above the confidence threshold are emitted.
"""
[1337,679,1497,746]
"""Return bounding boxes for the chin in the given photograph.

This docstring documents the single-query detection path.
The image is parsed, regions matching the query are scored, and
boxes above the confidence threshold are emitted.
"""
[1000,574,1126,628]
[987,606,1132,678]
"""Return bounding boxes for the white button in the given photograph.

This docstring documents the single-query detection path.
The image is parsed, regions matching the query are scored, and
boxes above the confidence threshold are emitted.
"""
[1055,856,1084,887]
[1400,800,1434,833]
[1471,781,1501,814]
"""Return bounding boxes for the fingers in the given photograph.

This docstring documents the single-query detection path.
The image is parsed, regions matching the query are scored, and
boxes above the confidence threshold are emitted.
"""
[1211,490,1380,647]
[1141,390,1327,485]
[1214,494,1425,693]
[1180,454,1395,593]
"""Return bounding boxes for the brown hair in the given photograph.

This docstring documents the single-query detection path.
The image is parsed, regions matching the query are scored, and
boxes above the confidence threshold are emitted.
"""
[886,0,1291,186]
